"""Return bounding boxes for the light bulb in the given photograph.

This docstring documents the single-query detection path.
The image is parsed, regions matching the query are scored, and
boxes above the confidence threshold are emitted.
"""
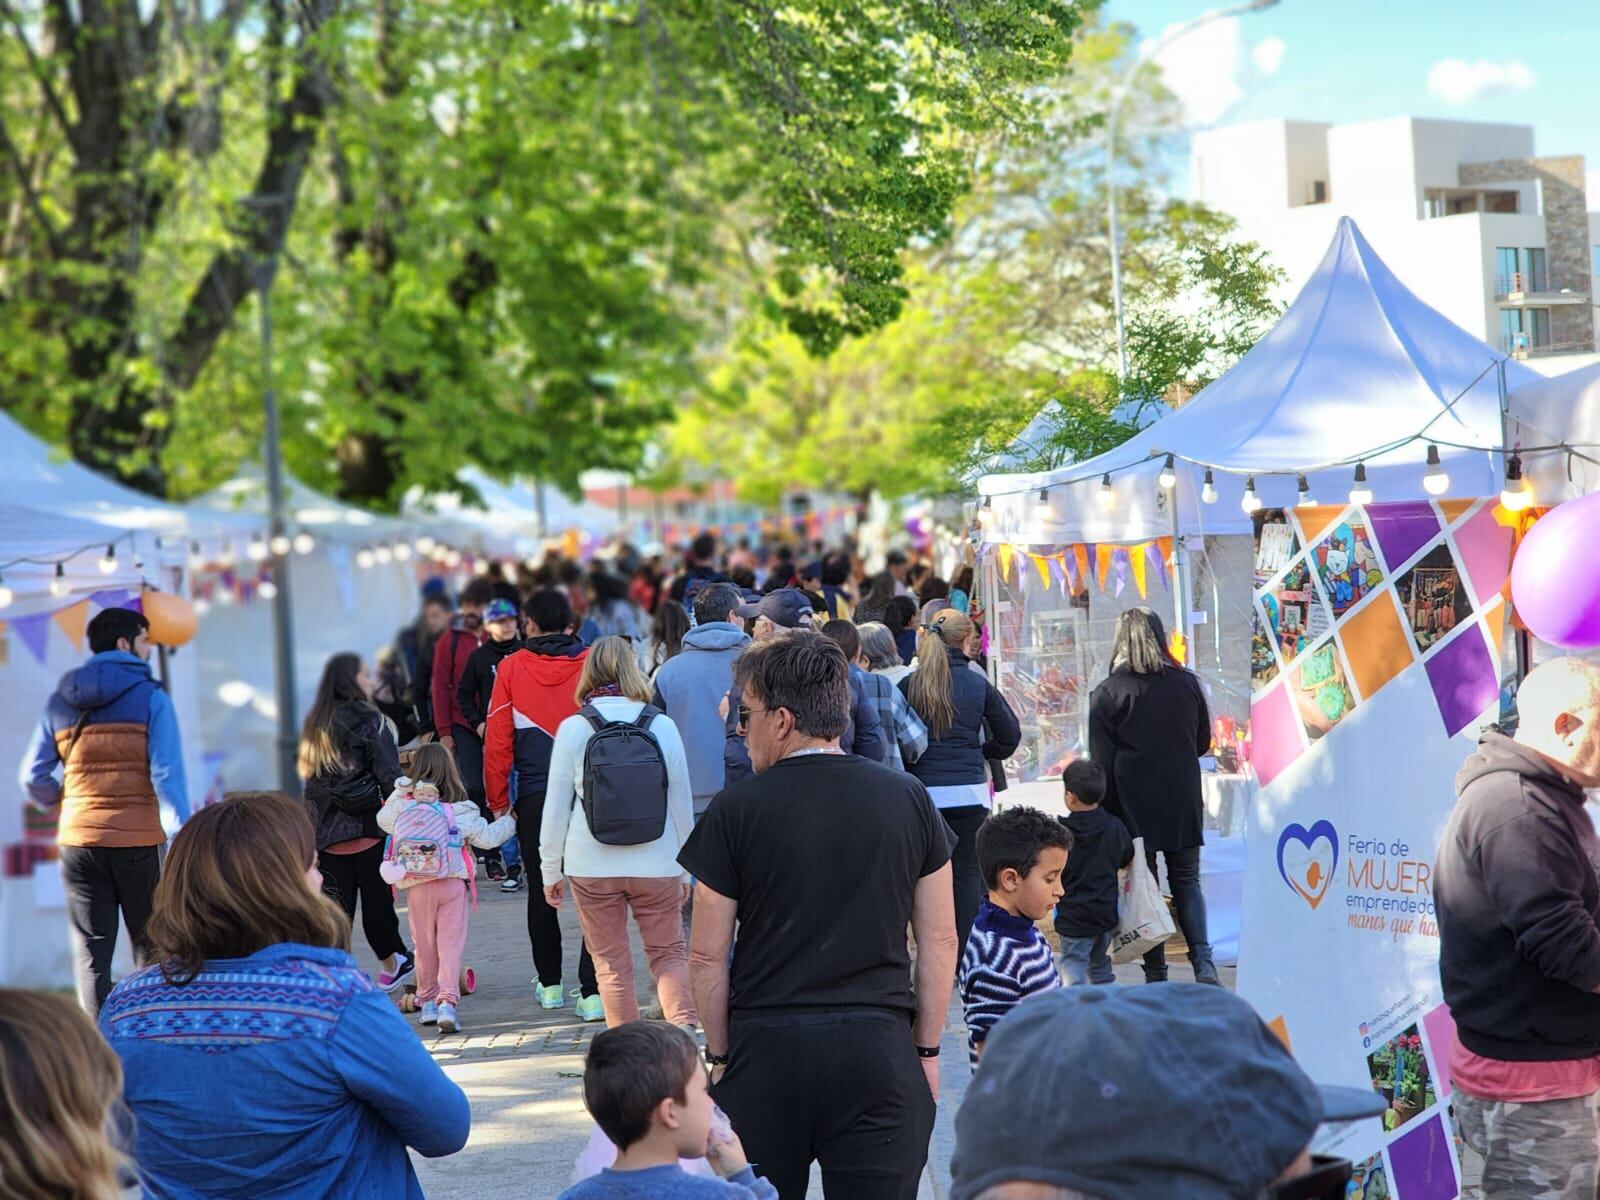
[1349,463,1374,507]
[393,541,413,562]
[1423,444,1449,496]
[356,548,376,569]
[293,531,315,555]
[98,544,118,574]
[1098,475,1116,510]
[50,562,70,598]
[247,533,268,562]
[193,595,212,616]
[416,535,437,556]
[219,539,237,567]
[1240,477,1262,514]
[258,578,279,600]
[1201,469,1217,505]
[445,549,463,569]
[188,541,205,570]
[1501,453,1532,511]
[216,584,235,606]
[374,545,394,565]
[269,532,292,557]
[1158,454,1177,491]
[1296,475,1316,509]
[1034,487,1052,521]
[0,575,11,608]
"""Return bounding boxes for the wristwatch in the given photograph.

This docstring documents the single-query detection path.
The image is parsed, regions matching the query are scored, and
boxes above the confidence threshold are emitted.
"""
[706,1051,730,1068]
[915,1045,941,1059]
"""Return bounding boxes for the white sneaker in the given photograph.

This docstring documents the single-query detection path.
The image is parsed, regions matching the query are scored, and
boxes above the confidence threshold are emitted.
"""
[438,1002,460,1034]
[420,1001,439,1026]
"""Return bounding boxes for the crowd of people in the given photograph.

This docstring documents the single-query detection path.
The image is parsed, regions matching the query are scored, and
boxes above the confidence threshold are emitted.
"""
[10,527,1493,1200]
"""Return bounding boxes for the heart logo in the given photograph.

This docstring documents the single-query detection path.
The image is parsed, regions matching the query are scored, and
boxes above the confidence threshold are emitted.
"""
[1277,819,1339,909]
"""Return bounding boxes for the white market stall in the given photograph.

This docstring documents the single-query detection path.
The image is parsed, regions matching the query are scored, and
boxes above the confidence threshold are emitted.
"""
[978,217,1597,1182]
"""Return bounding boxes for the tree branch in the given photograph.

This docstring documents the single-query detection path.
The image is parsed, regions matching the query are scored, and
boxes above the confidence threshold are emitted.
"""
[0,109,61,257]
[0,0,76,150]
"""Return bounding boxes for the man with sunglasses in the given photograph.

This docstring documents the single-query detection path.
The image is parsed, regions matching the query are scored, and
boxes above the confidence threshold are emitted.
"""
[681,632,959,1199]
[949,984,1387,1200]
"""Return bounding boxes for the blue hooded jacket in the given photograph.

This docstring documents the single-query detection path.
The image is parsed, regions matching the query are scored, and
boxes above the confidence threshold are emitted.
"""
[651,621,750,806]
[21,650,190,840]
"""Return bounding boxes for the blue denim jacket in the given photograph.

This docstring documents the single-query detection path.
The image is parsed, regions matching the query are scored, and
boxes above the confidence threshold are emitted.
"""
[101,943,469,1198]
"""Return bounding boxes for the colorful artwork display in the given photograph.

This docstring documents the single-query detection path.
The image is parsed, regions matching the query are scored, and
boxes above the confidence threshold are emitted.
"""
[1396,545,1469,653]
[1312,519,1383,616]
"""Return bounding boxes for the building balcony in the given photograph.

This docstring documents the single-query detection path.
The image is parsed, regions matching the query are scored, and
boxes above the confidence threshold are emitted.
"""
[1501,335,1591,360]
[1495,273,1589,305]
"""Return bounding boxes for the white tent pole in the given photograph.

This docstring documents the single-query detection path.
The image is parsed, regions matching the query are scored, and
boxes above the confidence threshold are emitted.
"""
[1168,485,1192,666]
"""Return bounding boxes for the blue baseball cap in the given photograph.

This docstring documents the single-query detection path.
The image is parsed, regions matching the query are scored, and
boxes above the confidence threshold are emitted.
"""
[733,587,815,629]
[950,984,1387,1200]
[483,599,518,624]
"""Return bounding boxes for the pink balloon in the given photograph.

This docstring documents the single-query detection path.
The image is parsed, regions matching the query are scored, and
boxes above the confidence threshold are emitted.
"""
[1511,492,1600,649]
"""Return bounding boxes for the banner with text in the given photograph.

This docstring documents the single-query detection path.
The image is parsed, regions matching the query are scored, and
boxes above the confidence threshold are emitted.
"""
[1239,498,1513,1200]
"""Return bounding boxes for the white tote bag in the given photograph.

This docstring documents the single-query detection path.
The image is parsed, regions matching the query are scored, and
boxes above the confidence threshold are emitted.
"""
[1110,838,1177,964]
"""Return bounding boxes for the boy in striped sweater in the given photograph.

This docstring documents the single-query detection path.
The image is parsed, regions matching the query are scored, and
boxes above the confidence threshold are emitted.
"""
[958,806,1073,1064]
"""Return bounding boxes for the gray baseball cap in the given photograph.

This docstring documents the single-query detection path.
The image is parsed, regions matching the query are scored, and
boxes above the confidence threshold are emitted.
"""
[950,984,1387,1200]
[733,587,815,629]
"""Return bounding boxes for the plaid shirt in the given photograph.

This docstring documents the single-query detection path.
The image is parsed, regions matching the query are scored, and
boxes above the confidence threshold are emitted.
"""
[853,667,928,771]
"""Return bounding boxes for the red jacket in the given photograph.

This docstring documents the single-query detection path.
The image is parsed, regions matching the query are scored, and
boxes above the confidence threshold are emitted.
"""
[431,623,484,740]
[484,635,588,813]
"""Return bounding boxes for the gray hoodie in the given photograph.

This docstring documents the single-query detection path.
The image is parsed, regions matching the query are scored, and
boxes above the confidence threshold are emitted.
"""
[651,622,751,809]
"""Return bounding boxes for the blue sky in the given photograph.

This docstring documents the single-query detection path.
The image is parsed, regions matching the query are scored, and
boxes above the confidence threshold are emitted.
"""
[1105,0,1600,197]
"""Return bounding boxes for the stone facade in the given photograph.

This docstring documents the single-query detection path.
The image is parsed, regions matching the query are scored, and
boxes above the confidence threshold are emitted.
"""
[1459,156,1594,352]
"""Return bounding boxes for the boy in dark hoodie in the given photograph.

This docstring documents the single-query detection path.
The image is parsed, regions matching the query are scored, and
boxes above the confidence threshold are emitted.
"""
[1054,759,1133,986]
[485,588,600,1017]
[455,597,523,882]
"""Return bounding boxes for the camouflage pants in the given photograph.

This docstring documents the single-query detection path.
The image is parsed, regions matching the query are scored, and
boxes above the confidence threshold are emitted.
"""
[1454,1088,1600,1199]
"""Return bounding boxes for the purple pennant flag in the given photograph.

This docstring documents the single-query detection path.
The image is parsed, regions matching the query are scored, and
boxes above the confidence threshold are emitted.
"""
[12,612,52,665]
[1147,542,1169,592]
[1112,548,1130,598]
[89,589,131,611]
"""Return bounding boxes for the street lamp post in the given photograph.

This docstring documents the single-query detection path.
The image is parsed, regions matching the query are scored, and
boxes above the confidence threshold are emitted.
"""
[1107,0,1279,380]
[254,255,300,795]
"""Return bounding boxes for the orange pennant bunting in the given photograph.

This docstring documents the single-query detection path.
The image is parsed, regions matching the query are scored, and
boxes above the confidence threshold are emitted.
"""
[1073,544,1090,590]
[1095,544,1114,592]
[53,600,89,651]
[1157,536,1174,572]
[1130,543,1149,598]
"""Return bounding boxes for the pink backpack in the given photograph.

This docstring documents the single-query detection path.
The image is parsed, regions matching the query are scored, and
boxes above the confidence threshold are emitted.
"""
[379,782,466,886]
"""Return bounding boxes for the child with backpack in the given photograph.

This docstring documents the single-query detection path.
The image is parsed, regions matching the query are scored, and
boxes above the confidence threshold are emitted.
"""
[378,743,516,1033]
[539,636,697,1029]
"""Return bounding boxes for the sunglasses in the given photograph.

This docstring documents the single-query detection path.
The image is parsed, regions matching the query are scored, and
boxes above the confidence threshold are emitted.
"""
[1266,1156,1353,1200]
[736,703,778,734]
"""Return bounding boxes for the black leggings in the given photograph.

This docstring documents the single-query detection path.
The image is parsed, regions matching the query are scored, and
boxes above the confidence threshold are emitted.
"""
[320,842,407,961]
[516,801,597,995]
[941,804,990,952]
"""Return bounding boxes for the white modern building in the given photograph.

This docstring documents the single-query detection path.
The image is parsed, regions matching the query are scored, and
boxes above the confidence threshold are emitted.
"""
[1191,117,1599,368]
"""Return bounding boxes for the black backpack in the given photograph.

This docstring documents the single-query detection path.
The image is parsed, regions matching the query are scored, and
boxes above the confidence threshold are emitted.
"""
[579,704,669,846]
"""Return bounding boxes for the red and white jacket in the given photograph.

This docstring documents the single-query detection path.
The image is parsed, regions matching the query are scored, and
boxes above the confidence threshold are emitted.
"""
[484,635,588,814]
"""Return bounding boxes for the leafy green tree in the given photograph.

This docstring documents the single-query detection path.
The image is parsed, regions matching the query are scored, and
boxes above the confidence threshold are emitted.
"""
[665,18,1283,498]
[1,0,1090,502]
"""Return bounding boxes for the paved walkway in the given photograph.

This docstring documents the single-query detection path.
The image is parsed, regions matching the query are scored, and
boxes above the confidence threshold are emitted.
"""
[360,881,1235,1199]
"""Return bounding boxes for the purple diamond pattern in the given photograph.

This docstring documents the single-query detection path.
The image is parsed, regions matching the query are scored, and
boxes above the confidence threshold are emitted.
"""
[1367,502,1440,573]
[1387,1113,1458,1200]
[1424,629,1498,738]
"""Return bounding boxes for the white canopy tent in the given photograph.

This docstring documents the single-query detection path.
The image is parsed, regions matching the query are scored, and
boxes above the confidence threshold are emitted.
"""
[978,218,1542,545]
[1505,363,1600,503]
[404,469,619,557]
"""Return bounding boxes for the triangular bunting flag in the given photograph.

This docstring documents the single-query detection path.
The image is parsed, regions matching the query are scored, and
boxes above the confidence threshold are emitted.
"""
[1148,541,1170,591]
[12,612,51,665]
[1157,536,1174,571]
[998,544,1015,589]
[53,601,89,652]
[1054,552,1075,594]
[1112,548,1130,597]
[89,589,131,610]
[1032,553,1052,589]
[1130,542,1149,598]
[1073,544,1090,592]
[1095,544,1113,592]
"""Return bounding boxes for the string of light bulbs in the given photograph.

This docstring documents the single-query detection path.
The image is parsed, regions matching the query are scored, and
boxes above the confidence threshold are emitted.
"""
[978,434,1600,530]
[0,533,143,610]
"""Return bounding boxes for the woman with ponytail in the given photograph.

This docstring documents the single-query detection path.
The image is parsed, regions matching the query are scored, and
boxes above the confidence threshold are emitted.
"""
[899,608,1021,947]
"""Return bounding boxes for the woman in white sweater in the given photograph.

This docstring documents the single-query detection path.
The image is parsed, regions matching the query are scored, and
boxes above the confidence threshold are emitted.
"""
[540,636,697,1028]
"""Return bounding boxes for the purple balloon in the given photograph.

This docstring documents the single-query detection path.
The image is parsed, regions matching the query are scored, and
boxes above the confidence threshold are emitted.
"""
[1511,491,1600,649]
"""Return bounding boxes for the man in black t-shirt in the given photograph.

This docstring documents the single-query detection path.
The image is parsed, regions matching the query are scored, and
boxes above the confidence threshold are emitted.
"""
[680,631,958,1200]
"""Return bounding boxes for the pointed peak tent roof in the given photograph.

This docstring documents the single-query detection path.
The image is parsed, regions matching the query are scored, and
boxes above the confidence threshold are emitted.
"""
[979,218,1536,543]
